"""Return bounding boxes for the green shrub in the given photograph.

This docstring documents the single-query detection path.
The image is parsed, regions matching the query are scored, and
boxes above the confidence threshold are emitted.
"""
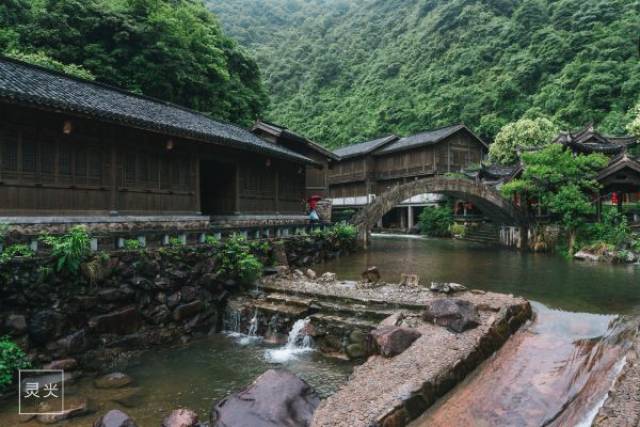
[329,222,357,242]
[418,206,453,237]
[122,239,143,250]
[0,223,8,246]
[218,234,263,285]
[0,337,30,391]
[450,223,466,237]
[578,208,631,249]
[168,237,185,247]
[0,244,35,264]
[204,234,221,246]
[40,225,91,274]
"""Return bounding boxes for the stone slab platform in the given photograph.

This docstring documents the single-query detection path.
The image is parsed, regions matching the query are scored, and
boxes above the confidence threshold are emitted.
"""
[262,277,531,427]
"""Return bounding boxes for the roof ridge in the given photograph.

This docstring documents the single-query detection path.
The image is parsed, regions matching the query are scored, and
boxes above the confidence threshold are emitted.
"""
[0,55,261,140]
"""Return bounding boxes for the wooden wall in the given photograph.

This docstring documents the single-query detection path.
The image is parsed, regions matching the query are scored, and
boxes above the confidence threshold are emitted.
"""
[0,105,306,216]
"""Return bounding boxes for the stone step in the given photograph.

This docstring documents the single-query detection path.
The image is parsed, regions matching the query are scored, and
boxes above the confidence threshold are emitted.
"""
[264,292,315,308]
[251,301,310,317]
[307,312,379,331]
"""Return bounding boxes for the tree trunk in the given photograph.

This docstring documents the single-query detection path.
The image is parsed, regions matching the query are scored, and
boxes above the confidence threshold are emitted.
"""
[568,229,577,255]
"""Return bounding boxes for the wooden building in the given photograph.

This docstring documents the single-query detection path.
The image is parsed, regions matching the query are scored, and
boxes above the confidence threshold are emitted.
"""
[251,120,338,198]
[328,124,487,229]
[0,57,316,221]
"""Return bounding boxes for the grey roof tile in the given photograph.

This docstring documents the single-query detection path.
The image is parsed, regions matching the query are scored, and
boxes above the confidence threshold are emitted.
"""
[0,57,314,164]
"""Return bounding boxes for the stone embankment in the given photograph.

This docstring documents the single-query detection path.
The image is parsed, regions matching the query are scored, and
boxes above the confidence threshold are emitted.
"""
[254,274,531,427]
[594,326,640,427]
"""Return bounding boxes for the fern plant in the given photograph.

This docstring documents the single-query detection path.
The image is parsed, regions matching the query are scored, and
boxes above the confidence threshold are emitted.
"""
[40,226,91,274]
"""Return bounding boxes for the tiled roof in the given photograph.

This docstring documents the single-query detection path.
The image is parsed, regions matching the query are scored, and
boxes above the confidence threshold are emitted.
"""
[554,125,638,155]
[375,124,487,155]
[0,56,314,164]
[251,120,338,160]
[333,135,399,159]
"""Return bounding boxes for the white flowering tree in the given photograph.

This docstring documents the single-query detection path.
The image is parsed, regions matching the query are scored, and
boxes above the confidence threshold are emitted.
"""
[488,117,558,165]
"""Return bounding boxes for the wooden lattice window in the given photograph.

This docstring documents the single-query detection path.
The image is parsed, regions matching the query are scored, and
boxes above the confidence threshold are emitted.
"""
[40,140,56,175]
[59,142,73,176]
[21,138,37,173]
[0,130,18,172]
[124,154,136,187]
[88,147,103,181]
[75,147,88,183]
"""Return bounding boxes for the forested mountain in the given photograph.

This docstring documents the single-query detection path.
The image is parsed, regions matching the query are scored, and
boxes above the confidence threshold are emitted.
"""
[208,0,640,148]
[0,0,267,126]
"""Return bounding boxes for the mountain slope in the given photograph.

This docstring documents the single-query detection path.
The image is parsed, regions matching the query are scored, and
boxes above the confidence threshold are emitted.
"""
[208,0,640,147]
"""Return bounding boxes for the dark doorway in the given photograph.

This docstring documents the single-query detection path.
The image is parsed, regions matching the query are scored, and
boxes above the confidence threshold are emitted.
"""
[200,160,236,215]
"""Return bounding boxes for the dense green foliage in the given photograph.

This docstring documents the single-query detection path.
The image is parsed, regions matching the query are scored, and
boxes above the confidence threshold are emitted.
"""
[501,144,608,251]
[40,226,91,274]
[0,336,30,391]
[418,206,453,237]
[217,234,263,285]
[0,244,34,264]
[209,0,640,147]
[1,0,267,125]
[489,117,558,165]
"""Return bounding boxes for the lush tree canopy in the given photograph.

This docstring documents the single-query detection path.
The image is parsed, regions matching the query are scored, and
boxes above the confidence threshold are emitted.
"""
[501,144,609,251]
[489,117,558,165]
[208,0,640,148]
[1,0,267,125]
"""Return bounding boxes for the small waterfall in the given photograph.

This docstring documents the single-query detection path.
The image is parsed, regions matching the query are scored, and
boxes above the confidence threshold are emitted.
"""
[223,305,262,346]
[265,318,314,363]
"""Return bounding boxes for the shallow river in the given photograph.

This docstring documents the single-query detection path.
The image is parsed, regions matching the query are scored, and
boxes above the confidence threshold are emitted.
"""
[1,235,639,426]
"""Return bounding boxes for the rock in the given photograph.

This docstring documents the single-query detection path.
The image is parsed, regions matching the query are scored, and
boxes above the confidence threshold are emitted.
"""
[274,265,290,277]
[173,300,204,321]
[180,286,198,302]
[161,408,199,427]
[167,292,182,308]
[422,298,480,333]
[400,273,419,287]
[349,329,368,344]
[43,358,78,371]
[430,282,467,294]
[292,269,305,280]
[148,304,172,324]
[93,409,138,427]
[89,307,141,335]
[29,310,64,344]
[37,397,94,424]
[109,388,144,408]
[210,369,319,427]
[379,312,404,327]
[319,272,336,283]
[272,241,289,267]
[94,372,134,389]
[5,314,27,335]
[370,326,422,357]
[98,287,135,302]
[574,251,601,262]
[361,266,381,283]
[345,343,367,359]
[55,329,89,355]
[304,269,317,280]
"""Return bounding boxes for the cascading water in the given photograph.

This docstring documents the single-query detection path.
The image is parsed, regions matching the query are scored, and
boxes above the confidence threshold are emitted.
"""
[223,305,262,345]
[412,302,639,427]
[265,318,314,363]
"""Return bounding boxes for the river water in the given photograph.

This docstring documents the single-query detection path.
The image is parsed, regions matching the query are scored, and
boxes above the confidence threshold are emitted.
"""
[1,236,638,426]
[320,235,640,426]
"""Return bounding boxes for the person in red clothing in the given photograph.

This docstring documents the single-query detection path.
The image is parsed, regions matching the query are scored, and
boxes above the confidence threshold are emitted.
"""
[307,195,322,222]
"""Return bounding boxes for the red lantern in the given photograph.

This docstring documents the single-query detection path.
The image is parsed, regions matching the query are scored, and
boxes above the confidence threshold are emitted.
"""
[611,192,619,205]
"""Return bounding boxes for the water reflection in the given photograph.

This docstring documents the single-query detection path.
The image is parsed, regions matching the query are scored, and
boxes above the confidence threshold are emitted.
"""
[319,235,640,314]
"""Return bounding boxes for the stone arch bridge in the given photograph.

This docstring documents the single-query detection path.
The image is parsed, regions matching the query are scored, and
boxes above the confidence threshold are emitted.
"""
[351,176,528,247]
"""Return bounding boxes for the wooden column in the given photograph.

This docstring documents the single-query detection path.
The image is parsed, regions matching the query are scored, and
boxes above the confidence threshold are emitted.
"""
[193,154,201,215]
[109,140,118,215]
[234,166,241,214]
[274,168,280,214]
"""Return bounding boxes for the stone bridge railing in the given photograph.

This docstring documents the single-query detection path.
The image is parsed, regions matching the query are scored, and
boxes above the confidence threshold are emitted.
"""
[351,176,528,247]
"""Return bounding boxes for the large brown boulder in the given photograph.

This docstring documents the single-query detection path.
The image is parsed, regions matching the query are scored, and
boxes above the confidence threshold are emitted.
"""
[210,369,320,427]
[93,409,138,427]
[422,298,480,333]
[370,326,422,357]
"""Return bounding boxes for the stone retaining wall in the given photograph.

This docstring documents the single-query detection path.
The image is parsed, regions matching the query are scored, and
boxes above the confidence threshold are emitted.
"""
[0,235,354,380]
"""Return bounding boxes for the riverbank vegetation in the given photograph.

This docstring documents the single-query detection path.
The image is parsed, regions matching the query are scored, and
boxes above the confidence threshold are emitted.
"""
[418,206,454,237]
[0,336,29,391]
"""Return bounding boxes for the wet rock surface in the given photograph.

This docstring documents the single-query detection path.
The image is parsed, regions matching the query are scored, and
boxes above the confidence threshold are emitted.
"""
[161,408,199,427]
[422,298,480,333]
[93,409,138,427]
[94,372,134,389]
[211,369,320,427]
